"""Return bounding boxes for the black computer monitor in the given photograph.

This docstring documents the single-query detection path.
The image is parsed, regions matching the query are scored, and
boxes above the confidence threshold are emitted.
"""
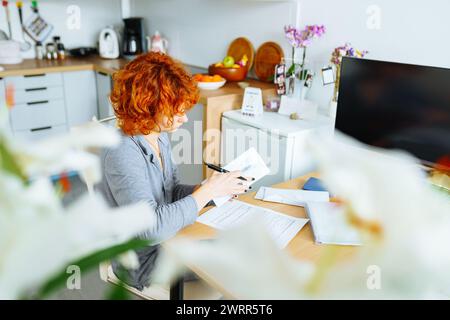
[336,57,450,170]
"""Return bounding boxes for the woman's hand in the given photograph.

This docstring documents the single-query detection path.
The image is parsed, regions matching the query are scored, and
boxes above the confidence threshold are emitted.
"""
[192,171,253,209]
[204,171,252,198]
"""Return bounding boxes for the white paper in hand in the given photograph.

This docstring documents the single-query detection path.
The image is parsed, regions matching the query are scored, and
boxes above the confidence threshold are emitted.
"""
[213,148,270,207]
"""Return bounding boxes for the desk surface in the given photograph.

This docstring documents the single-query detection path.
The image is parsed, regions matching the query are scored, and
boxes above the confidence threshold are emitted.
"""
[173,172,357,298]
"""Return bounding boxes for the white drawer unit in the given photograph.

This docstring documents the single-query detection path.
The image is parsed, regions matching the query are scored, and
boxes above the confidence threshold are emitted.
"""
[221,110,334,189]
[13,124,68,141]
[9,99,67,131]
[3,70,99,141]
[4,73,63,90]
[12,86,65,105]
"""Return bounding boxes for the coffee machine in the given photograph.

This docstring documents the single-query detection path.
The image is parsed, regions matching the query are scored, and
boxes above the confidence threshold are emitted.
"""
[122,18,146,59]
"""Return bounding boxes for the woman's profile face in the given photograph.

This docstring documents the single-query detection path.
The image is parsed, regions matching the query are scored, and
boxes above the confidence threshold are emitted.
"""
[159,112,188,133]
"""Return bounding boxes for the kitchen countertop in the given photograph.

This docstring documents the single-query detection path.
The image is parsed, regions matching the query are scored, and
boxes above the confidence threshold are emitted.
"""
[0,56,128,77]
[0,56,276,101]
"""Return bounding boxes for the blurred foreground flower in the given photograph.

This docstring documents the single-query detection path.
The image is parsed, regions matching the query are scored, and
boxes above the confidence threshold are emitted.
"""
[152,132,450,299]
[0,108,156,299]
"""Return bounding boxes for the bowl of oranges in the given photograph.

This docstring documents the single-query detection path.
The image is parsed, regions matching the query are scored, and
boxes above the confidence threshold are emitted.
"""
[193,74,226,91]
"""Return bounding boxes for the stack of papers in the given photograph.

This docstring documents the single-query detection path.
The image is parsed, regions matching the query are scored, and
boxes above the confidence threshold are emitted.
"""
[305,202,362,246]
[255,187,329,207]
[213,148,270,207]
[197,200,309,248]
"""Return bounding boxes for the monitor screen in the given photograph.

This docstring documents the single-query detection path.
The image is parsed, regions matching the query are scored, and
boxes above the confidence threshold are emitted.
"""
[336,57,450,170]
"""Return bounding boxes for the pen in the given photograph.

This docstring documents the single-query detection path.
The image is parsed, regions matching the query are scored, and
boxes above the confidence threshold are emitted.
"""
[204,162,253,182]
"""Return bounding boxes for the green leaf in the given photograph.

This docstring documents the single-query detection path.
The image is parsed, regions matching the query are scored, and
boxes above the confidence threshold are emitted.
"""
[34,238,150,299]
[0,137,27,183]
[286,63,296,77]
[105,268,132,300]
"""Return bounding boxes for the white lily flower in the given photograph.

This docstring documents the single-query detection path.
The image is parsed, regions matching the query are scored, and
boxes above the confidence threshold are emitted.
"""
[152,132,450,299]
[117,251,141,271]
[6,121,120,182]
[307,132,450,299]
[1,113,156,299]
[0,176,155,299]
[152,220,315,300]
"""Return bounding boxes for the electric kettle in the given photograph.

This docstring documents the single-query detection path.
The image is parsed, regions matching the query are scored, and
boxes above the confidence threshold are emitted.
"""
[99,27,120,59]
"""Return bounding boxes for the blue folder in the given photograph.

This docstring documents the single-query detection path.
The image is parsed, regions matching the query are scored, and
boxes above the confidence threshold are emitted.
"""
[302,177,328,192]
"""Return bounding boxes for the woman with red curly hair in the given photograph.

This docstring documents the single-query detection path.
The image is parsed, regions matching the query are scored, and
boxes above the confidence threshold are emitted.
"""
[98,52,251,291]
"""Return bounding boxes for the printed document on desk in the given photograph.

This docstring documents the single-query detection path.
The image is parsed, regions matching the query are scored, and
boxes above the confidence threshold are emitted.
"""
[305,202,362,246]
[197,200,309,248]
[255,187,329,207]
[213,148,270,207]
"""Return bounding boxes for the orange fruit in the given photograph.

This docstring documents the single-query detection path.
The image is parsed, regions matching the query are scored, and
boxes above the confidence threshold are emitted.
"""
[212,75,223,82]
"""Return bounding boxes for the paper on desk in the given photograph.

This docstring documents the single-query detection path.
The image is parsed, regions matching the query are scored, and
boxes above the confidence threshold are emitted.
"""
[255,187,329,207]
[305,202,362,246]
[213,148,270,207]
[197,200,309,249]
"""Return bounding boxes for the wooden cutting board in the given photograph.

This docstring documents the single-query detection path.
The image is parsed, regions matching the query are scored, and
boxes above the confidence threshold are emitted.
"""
[227,37,255,70]
[254,41,284,82]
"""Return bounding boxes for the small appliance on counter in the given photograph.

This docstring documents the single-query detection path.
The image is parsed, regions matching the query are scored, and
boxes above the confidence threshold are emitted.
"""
[122,17,146,59]
[99,26,120,59]
[68,47,98,57]
[0,40,23,64]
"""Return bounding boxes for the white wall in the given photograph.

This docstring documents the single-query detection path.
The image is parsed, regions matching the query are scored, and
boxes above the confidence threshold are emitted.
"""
[297,0,450,110]
[133,0,298,68]
[134,0,450,111]
[0,0,123,58]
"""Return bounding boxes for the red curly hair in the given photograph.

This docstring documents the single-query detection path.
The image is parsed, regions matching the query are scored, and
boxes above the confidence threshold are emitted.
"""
[110,52,199,136]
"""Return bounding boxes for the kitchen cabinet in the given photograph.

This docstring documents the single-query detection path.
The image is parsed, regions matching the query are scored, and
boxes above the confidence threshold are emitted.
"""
[95,71,114,122]
[169,103,204,185]
[7,72,69,141]
[221,110,334,189]
[63,71,98,127]
[2,70,99,141]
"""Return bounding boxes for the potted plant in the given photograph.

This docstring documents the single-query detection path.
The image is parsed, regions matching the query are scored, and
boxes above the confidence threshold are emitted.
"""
[284,24,326,99]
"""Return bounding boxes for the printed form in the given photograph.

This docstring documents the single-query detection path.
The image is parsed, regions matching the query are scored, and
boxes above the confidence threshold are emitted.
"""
[197,200,309,248]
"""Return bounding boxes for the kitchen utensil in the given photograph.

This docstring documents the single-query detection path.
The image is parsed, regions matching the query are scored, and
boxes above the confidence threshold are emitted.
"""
[254,41,284,82]
[2,1,12,39]
[16,1,32,51]
[227,37,255,71]
[23,0,53,43]
[99,26,120,59]
[147,30,168,54]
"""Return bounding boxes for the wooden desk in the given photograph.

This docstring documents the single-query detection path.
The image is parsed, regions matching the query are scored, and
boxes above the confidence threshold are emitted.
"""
[172,172,357,298]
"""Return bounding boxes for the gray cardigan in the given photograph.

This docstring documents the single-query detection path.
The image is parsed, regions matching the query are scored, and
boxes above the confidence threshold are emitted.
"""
[97,132,198,289]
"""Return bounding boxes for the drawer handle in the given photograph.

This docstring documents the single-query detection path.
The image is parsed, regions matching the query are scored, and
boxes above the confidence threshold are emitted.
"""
[31,126,52,132]
[24,74,46,78]
[27,100,49,105]
[98,72,108,77]
[25,87,48,92]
